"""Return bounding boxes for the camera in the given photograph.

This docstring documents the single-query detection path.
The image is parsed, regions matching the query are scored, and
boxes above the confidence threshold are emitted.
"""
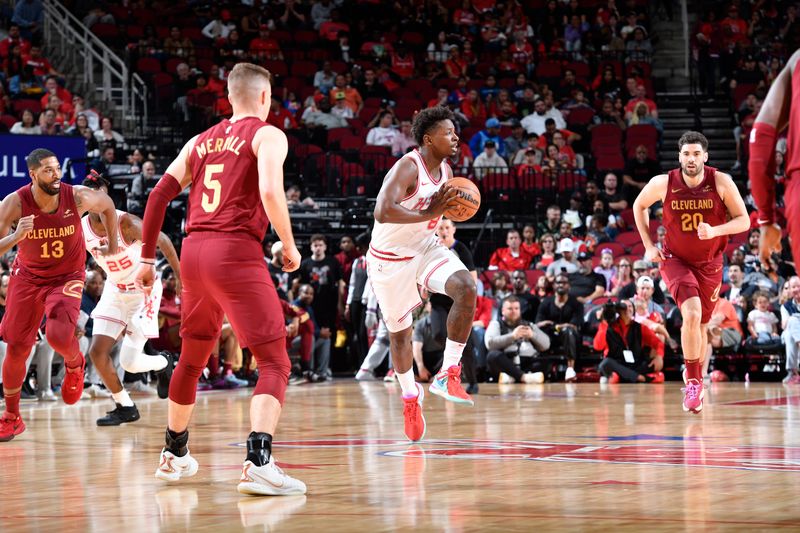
[602,301,625,323]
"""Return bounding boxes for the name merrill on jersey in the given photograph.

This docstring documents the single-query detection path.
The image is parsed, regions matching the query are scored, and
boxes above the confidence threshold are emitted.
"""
[26,224,76,240]
[670,198,714,211]
[195,136,247,159]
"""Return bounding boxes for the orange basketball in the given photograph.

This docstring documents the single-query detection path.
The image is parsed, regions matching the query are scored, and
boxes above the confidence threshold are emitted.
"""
[444,177,481,222]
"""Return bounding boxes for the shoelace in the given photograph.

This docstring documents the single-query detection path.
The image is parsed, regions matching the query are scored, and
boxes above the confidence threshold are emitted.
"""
[447,365,463,388]
[682,381,702,400]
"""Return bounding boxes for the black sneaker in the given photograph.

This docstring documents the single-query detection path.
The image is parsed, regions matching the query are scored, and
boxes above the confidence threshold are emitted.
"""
[466,383,479,395]
[96,403,141,426]
[156,352,174,400]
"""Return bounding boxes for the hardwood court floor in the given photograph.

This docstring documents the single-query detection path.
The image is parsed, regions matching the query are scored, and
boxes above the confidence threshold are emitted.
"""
[3,380,800,532]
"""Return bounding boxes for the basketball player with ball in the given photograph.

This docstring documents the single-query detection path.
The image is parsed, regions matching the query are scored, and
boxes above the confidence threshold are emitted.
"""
[369,105,481,442]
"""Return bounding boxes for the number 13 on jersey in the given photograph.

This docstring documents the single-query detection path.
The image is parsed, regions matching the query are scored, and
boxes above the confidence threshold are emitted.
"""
[202,164,223,213]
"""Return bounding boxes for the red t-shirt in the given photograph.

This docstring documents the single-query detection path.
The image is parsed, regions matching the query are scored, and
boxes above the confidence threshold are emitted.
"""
[473,295,494,327]
[267,108,297,130]
[489,247,533,271]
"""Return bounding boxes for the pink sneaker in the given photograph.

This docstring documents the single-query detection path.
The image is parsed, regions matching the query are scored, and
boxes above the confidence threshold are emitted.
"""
[682,379,704,413]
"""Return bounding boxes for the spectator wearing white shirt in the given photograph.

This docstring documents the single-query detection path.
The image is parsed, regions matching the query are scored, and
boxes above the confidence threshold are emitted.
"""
[472,140,508,179]
[201,9,236,40]
[365,111,399,147]
[313,61,337,95]
[391,119,416,156]
[10,108,39,134]
[520,98,566,135]
[331,92,354,119]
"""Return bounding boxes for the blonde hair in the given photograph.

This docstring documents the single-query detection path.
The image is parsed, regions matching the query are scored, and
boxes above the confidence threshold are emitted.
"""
[227,62,272,100]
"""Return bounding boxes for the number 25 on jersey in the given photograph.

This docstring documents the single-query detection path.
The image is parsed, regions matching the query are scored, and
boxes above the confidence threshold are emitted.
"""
[202,164,223,213]
[681,213,703,232]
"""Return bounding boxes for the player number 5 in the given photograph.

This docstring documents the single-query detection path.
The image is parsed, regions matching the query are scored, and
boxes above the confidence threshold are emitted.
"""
[202,164,224,213]
[680,213,703,232]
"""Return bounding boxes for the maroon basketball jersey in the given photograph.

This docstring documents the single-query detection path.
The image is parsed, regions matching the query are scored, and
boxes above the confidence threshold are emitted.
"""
[662,165,728,263]
[186,116,271,241]
[785,55,800,178]
[14,183,85,278]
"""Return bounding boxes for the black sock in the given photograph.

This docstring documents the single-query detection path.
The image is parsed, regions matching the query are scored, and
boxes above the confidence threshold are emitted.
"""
[165,428,189,457]
[246,431,272,466]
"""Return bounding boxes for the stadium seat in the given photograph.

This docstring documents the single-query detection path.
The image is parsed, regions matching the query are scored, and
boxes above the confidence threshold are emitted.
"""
[629,242,646,256]
[614,230,642,249]
[340,134,364,151]
[625,124,659,158]
[91,23,119,40]
[566,107,595,127]
[535,61,562,82]
[590,124,623,147]
[136,57,162,74]
[0,114,17,130]
[13,99,41,114]
[525,269,545,288]
[290,60,317,79]
[327,127,353,148]
[294,30,318,46]
[618,209,635,227]
[565,61,591,79]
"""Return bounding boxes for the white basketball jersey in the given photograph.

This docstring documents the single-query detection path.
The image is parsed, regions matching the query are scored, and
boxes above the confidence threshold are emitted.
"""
[370,150,449,258]
[82,210,142,290]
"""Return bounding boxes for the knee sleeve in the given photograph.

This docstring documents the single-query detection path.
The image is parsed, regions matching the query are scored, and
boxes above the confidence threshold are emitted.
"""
[169,337,216,405]
[251,337,291,405]
[45,316,80,364]
[120,330,167,373]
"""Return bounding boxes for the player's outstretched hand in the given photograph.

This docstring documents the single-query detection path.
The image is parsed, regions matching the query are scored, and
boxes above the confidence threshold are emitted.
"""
[134,262,156,296]
[696,222,717,240]
[759,224,782,268]
[282,244,301,273]
[643,244,665,263]
[13,215,34,242]
[424,184,458,218]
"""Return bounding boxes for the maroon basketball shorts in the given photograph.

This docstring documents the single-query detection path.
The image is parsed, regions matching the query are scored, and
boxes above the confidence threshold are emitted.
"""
[179,232,285,347]
[660,255,723,323]
[0,269,85,346]
[784,177,800,267]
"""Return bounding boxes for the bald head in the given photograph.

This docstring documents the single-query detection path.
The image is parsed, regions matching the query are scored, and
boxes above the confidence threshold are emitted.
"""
[227,62,272,118]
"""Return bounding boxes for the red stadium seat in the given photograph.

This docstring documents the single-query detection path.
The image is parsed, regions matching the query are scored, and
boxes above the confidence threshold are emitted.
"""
[265,60,288,78]
[525,269,545,288]
[566,107,595,126]
[0,114,17,129]
[13,99,41,114]
[390,87,416,100]
[91,23,118,40]
[293,30,318,46]
[535,61,562,80]
[565,61,591,79]
[327,127,352,147]
[598,60,623,78]
[625,124,659,158]
[594,153,625,170]
[290,60,317,79]
[400,31,425,46]
[618,209,635,227]
[164,58,183,75]
[590,124,623,147]
[340,134,364,151]
[295,144,323,159]
[614,230,642,249]
[629,242,646,256]
[136,57,162,74]
[406,79,433,95]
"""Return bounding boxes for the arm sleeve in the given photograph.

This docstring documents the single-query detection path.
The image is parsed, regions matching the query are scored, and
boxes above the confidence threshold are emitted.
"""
[141,174,184,259]
[748,122,778,225]
[593,321,608,354]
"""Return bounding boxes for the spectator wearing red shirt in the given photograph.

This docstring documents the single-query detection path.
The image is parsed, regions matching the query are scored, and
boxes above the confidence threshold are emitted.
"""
[445,47,468,79]
[249,25,283,61]
[516,149,543,178]
[461,89,487,124]
[334,235,360,285]
[624,84,658,119]
[521,224,541,257]
[428,87,449,109]
[508,35,534,75]
[453,3,478,27]
[390,43,415,79]
[319,10,349,41]
[720,5,749,46]
[0,24,30,58]
[593,301,664,383]
[489,229,534,271]
[23,45,57,77]
[39,75,72,113]
[267,96,297,130]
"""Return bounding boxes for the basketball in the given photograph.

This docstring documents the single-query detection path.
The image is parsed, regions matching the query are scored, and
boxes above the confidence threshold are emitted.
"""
[444,177,481,222]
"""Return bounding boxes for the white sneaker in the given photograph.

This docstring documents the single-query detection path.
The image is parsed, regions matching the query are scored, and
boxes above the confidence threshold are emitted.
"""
[126,380,156,395]
[355,368,377,381]
[155,448,199,482]
[37,389,58,402]
[85,384,112,398]
[599,376,609,385]
[522,372,545,384]
[237,456,307,496]
[498,372,515,384]
[565,367,577,382]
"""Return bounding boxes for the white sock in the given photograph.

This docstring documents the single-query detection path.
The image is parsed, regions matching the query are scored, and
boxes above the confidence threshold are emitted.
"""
[111,389,134,407]
[441,339,465,371]
[396,369,418,398]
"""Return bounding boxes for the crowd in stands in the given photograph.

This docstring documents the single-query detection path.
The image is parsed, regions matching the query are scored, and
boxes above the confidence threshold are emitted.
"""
[692,0,796,175]
[1,0,800,398]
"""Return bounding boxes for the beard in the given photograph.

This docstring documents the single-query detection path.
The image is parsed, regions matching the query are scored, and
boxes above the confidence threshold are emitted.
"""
[556,287,568,295]
[38,181,60,196]
[681,161,703,178]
